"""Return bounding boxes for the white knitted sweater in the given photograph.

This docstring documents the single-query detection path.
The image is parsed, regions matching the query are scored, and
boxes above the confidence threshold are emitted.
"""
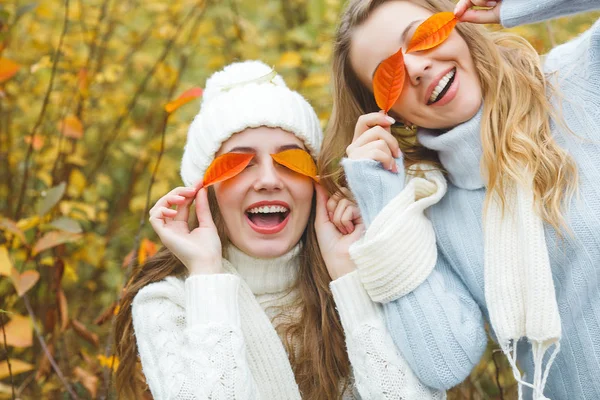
[131,245,445,399]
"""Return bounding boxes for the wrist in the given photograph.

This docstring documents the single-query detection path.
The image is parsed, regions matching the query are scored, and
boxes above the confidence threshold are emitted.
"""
[188,258,223,275]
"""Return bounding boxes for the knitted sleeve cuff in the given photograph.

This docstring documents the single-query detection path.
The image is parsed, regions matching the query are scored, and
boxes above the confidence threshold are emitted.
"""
[185,274,241,328]
[330,271,382,331]
[350,166,447,303]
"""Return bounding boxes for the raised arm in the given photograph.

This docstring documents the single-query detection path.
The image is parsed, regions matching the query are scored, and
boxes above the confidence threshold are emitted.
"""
[132,275,259,400]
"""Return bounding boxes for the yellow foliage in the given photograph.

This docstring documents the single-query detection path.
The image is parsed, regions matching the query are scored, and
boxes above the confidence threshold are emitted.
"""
[68,169,87,198]
[97,354,120,370]
[278,51,302,68]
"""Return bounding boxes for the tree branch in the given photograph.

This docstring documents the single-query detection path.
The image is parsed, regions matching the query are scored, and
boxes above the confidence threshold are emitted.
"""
[23,294,80,400]
[13,0,70,221]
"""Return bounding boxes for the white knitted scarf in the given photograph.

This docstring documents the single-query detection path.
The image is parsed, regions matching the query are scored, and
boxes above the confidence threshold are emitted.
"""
[483,180,561,400]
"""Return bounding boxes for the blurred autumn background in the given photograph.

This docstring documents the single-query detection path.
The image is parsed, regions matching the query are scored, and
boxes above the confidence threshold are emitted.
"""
[0,0,598,398]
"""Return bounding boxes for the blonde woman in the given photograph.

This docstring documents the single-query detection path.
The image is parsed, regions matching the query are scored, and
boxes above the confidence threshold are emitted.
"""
[319,0,600,399]
[113,61,444,400]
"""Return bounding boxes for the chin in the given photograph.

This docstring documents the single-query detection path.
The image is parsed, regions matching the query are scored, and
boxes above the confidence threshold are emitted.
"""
[237,238,297,259]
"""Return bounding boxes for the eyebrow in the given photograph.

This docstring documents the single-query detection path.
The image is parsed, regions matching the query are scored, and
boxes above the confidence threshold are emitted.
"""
[371,19,423,80]
[226,144,303,153]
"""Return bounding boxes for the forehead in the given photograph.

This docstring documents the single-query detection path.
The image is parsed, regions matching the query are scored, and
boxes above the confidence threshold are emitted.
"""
[218,126,305,153]
[350,2,433,83]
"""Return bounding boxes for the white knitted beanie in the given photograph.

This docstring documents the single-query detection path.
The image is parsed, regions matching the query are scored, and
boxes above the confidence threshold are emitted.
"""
[180,60,323,187]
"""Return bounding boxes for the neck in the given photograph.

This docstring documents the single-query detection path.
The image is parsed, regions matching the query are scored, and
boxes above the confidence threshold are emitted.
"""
[417,105,486,190]
[226,244,300,295]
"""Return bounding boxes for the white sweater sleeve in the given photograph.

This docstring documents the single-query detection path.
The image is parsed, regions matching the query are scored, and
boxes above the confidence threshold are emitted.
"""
[330,271,446,400]
[131,274,259,400]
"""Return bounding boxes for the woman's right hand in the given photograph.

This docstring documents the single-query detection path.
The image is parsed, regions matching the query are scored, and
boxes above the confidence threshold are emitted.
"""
[346,111,401,173]
[149,186,222,274]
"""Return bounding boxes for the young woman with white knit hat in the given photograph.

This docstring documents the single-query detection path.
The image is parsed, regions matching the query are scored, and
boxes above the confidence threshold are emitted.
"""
[319,0,600,399]
[113,60,444,399]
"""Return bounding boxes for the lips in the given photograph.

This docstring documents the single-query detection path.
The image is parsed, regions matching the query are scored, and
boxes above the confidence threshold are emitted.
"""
[425,66,457,105]
[245,200,291,235]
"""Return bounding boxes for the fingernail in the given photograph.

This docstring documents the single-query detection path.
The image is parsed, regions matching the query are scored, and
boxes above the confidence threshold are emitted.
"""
[487,1,497,6]
[385,116,395,124]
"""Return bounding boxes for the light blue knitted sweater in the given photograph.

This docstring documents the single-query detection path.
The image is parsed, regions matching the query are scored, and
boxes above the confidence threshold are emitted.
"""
[342,1,600,398]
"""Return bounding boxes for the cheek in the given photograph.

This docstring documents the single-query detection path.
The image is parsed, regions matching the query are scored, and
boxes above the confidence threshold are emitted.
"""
[290,180,314,219]
[213,182,243,219]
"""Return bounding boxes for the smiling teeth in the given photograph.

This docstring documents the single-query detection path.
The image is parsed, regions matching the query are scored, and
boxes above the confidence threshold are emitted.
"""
[247,205,289,214]
[429,69,455,103]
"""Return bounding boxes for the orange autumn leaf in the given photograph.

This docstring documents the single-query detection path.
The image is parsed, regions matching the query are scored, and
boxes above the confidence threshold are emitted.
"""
[0,58,21,83]
[406,12,458,53]
[373,47,405,113]
[203,153,254,187]
[165,87,203,113]
[58,115,84,139]
[271,149,318,181]
[138,238,158,266]
[4,314,33,348]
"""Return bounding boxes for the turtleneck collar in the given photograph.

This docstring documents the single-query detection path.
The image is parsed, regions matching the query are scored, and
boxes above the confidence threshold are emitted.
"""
[225,244,300,295]
[416,105,486,190]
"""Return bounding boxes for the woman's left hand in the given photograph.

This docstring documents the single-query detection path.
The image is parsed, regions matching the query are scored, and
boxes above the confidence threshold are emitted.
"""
[314,184,364,281]
[454,0,501,24]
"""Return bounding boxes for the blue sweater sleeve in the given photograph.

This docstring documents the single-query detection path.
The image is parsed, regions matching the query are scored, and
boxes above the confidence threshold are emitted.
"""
[343,158,487,390]
[500,0,600,28]
[382,253,488,390]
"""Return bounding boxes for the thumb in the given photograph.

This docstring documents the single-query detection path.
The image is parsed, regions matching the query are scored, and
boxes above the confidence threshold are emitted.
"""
[195,187,216,228]
[314,183,331,226]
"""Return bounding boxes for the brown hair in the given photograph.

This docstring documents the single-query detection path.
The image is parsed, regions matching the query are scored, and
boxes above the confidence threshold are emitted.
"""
[320,0,577,231]
[114,189,351,399]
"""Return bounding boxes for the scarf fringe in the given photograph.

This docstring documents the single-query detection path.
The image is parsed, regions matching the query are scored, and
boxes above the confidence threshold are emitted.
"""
[501,339,560,400]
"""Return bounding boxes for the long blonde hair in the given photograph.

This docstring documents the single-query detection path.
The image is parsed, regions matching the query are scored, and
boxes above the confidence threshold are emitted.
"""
[321,0,577,231]
[114,189,351,399]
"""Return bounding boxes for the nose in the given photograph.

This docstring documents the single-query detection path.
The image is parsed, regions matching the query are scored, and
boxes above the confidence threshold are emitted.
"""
[252,159,284,191]
[403,53,432,86]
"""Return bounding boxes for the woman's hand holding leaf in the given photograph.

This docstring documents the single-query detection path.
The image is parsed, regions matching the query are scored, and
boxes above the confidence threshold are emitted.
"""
[148,186,222,275]
[454,0,501,24]
[346,112,401,172]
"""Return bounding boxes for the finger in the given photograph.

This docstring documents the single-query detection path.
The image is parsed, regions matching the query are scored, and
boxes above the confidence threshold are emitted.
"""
[351,145,397,172]
[341,205,355,234]
[195,187,215,228]
[314,183,331,226]
[458,7,500,23]
[349,126,400,157]
[333,199,351,235]
[326,195,339,216]
[174,194,195,222]
[354,112,396,141]
[453,0,472,17]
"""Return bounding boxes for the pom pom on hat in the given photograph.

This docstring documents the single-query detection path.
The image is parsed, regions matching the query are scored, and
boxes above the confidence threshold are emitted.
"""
[180,61,322,187]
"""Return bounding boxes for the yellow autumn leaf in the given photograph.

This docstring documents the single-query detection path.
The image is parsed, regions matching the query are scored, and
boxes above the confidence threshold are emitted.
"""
[68,169,87,198]
[0,246,12,277]
[97,354,120,370]
[16,215,41,231]
[0,359,34,379]
[278,51,302,68]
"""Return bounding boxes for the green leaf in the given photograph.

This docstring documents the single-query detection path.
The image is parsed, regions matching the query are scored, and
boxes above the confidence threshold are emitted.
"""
[36,181,66,217]
[49,217,83,234]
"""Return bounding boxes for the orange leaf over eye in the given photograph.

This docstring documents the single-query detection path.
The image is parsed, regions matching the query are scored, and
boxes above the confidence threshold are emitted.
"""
[165,87,203,113]
[271,149,318,182]
[373,47,405,113]
[406,12,458,53]
[203,153,254,187]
